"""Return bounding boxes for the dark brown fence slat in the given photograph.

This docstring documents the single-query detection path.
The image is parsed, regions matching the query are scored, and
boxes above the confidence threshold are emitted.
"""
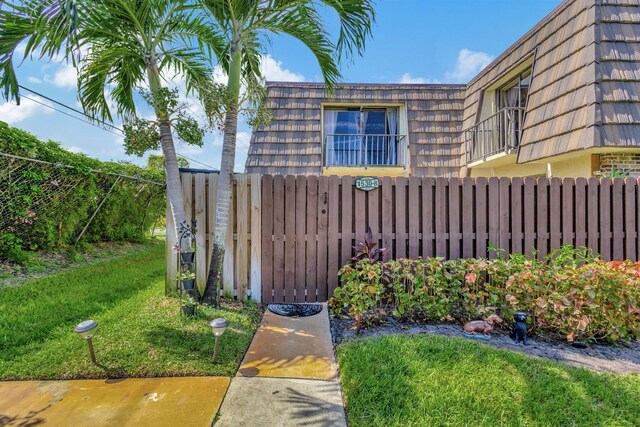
[272,175,285,303]
[511,177,523,254]
[550,178,562,251]
[316,176,329,300]
[587,178,599,255]
[449,177,461,259]
[421,177,435,258]
[395,177,408,259]
[612,178,625,261]
[562,178,575,248]
[475,177,488,258]
[382,177,394,259]
[488,177,500,257]
[575,178,587,249]
[306,176,318,302]
[499,177,511,253]
[261,175,274,303]
[523,177,536,257]
[327,176,340,299]
[537,178,549,259]
[341,177,354,265]
[624,178,637,261]
[600,178,612,261]
[355,185,366,245]
[408,177,420,259]
[284,175,297,302]
[295,176,307,302]
[368,184,380,249]
[462,178,474,258]
[435,177,448,257]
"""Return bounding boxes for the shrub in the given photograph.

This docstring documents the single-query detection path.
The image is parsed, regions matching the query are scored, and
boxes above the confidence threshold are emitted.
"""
[330,246,640,343]
[0,121,165,260]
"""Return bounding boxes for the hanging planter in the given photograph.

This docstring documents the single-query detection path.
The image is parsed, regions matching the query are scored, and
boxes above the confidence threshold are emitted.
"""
[177,272,196,291]
[181,251,195,264]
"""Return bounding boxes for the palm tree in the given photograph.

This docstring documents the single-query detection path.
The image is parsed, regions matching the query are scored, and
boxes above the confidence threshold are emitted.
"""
[200,0,376,305]
[0,0,223,239]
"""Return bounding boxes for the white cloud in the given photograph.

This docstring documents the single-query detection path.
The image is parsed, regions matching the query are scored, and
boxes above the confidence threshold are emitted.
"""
[66,146,85,154]
[445,49,494,83]
[0,96,53,124]
[27,76,43,84]
[397,49,494,85]
[260,55,304,82]
[50,64,77,88]
[399,73,437,84]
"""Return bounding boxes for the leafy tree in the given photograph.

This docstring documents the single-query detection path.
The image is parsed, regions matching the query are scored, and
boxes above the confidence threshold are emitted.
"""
[147,154,189,171]
[0,0,223,242]
[199,0,376,305]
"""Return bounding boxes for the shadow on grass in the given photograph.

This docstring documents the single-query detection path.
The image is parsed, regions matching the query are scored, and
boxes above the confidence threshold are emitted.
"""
[339,335,640,427]
[0,245,164,362]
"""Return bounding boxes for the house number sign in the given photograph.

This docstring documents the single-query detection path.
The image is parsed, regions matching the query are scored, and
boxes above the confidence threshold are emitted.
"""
[355,177,380,191]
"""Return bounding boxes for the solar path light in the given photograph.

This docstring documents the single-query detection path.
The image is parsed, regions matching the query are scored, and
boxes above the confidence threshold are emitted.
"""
[75,320,98,364]
[209,318,228,363]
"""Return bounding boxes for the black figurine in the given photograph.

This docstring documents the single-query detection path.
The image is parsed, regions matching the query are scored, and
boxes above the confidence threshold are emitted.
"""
[509,312,528,345]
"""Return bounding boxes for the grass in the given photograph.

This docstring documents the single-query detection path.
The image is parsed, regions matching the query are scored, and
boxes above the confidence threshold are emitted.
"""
[0,241,262,380]
[337,334,640,427]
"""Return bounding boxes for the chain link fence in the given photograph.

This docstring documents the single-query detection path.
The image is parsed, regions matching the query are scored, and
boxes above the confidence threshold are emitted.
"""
[0,152,166,256]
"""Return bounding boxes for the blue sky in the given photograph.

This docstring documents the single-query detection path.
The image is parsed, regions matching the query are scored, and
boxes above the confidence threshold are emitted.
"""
[1,0,560,171]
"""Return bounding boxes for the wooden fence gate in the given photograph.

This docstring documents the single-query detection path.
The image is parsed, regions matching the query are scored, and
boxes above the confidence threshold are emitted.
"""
[167,174,640,303]
[260,175,640,303]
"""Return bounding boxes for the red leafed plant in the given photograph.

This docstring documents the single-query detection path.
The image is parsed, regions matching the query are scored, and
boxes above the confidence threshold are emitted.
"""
[352,227,388,263]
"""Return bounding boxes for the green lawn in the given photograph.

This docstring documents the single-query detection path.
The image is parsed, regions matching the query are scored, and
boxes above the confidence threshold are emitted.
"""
[338,335,640,427]
[0,241,262,380]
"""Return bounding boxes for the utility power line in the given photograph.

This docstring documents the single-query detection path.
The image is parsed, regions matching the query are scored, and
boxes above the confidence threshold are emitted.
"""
[17,85,222,170]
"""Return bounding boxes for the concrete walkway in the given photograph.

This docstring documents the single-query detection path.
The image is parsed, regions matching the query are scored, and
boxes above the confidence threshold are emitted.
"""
[0,377,229,427]
[216,305,347,426]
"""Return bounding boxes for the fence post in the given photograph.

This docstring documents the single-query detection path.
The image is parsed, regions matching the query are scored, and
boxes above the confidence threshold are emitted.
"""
[75,176,122,245]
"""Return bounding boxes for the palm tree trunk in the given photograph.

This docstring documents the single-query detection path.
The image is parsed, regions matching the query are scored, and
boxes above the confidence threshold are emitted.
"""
[202,39,242,306]
[146,55,186,281]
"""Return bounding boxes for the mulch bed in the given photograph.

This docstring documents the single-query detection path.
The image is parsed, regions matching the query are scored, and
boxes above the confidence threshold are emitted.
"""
[331,316,640,374]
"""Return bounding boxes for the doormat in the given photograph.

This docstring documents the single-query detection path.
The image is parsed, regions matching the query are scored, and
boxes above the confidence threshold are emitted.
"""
[267,303,323,317]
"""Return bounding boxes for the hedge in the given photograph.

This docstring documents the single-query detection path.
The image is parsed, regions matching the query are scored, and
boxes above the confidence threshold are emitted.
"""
[0,121,165,260]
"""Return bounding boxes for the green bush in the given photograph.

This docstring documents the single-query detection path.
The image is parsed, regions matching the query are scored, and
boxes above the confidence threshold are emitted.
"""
[0,121,165,259]
[330,246,639,343]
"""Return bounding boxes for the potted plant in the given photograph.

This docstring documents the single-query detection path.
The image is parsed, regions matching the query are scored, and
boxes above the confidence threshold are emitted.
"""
[173,243,196,264]
[177,271,196,290]
[181,294,197,316]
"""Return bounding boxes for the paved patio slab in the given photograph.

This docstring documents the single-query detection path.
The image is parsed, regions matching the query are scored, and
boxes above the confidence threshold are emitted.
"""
[237,306,338,380]
[215,377,346,427]
[0,376,229,426]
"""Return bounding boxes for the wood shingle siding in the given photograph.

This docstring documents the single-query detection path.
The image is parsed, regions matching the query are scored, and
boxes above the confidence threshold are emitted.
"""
[599,0,640,147]
[247,0,640,176]
[246,83,466,176]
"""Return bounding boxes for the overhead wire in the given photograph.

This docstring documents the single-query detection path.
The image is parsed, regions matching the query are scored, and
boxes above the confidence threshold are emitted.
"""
[17,85,226,170]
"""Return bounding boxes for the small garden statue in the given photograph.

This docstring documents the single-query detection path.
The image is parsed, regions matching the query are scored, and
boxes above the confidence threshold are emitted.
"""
[509,312,529,345]
[463,314,503,339]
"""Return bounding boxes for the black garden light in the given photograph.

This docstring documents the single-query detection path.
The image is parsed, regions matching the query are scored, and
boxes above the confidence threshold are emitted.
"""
[209,318,228,363]
[74,320,98,364]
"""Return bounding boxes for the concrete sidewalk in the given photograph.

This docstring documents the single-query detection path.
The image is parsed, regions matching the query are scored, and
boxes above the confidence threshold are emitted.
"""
[216,305,347,427]
[0,377,229,427]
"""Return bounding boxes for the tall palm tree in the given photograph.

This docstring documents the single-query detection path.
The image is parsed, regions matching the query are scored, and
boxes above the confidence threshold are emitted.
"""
[200,0,375,305]
[0,0,223,238]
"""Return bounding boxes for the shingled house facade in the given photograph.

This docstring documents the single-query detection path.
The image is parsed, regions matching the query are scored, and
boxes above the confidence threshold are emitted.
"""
[246,0,640,178]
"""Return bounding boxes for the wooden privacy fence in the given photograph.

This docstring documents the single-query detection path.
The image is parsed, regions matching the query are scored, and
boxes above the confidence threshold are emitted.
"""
[260,175,640,303]
[166,172,262,301]
[167,174,640,303]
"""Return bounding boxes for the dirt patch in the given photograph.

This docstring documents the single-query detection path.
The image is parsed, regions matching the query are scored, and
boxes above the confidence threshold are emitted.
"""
[331,316,640,374]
